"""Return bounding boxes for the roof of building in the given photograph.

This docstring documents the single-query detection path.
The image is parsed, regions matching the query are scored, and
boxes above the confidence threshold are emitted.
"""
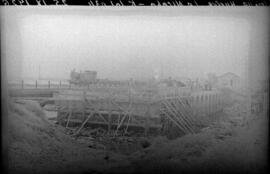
[159,79,186,87]
[219,72,240,79]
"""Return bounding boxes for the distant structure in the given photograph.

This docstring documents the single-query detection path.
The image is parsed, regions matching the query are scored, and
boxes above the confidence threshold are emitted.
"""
[216,72,241,89]
[70,69,97,85]
[158,78,186,88]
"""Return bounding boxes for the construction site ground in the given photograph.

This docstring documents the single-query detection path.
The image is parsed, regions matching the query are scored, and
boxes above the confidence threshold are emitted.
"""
[6,98,268,174]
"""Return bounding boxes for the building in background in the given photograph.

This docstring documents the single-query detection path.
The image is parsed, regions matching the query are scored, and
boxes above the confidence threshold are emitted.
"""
[70,69,97,85]
[216,72,242,90]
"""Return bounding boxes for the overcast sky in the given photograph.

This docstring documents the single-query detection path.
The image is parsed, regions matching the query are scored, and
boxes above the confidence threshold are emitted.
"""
[1,7,269,82]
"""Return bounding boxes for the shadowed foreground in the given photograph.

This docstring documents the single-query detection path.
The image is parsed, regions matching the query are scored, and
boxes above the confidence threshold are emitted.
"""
[6,99,268,174]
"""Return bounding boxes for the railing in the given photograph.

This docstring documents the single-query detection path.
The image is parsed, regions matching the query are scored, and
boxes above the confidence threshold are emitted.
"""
[8,80,71,89]
[8,80,132,90]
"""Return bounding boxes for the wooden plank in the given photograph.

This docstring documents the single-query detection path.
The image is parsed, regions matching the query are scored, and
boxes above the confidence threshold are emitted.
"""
[162,101,190,134]
[124,114,132,134]
[163,99,192,133]
[160,109,188,134]
[62,118,162,128]
[176,97,199,125]
[176,98,194,120]
[163,100,194,134]
[114,108,133,136]
[171,99,196,128]
[74,112,93,135]
[65,109,72,128]
[167,100,195,133]
[144,104,151,136]
[169,99,193,125]
[97,112,108,123]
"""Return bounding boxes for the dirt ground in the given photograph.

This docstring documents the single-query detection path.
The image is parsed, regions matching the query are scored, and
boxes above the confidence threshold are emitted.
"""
[6,99,130,174]
[123,106,268,174]
[5,98,268,174]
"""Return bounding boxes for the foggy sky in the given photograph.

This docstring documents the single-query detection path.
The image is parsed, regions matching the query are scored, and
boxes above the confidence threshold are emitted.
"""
[1,7,269,82]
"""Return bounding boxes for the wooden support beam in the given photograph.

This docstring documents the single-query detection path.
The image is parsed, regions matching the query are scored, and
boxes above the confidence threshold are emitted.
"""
[176,98,194,118]
[74,112,93,135]
[97,112,108,123]
[65,109,72,128]
[124,114,132,134]
[108,115,112,132]
[180,98,203,126]
[176,97,199,125]
[160,109,188,134]
[114,114,127,136]
[107,98,114,134]
[144,105,150,136]
[111,100,132,113]
[114,108,133,136]
[162,101,190,134]
[163,100,194,134]
[163,100,188,129]
[117,112,121,125]
[172,99,196,128]
[169,99,194,130]
[168,100,195,133]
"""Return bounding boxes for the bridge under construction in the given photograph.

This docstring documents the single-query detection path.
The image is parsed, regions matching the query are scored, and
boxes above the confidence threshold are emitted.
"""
[53,82,223,137]
[8,78,225,138]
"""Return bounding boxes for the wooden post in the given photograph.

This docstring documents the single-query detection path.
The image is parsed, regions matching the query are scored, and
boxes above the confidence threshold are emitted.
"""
[66,108,72,128]
[125,114,131,134]
[74,112,93,136]
[108,114,112,133]
[21,80,24,89]
[114,108,132,137]
[114,113,127,136]
[59,81,62,88]
[48,80,50,89]
[83,90,86,121]
[144,104,150,136]
[35,80,38,89]
[108,100,112,134]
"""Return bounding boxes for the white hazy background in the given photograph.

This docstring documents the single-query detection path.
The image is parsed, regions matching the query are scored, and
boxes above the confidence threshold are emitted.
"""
[1,7,269,84]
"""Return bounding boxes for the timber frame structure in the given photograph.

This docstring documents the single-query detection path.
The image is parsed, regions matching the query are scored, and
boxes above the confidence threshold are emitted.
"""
[55,83,224,137]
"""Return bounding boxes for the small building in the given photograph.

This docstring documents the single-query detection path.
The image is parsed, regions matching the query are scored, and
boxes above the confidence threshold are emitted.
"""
[158,78,186,88]
[216,72,241,89]
[70,69,97,85]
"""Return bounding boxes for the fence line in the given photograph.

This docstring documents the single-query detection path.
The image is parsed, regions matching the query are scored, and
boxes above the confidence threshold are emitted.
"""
[8,80,73,90]
[8,80,150,90]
